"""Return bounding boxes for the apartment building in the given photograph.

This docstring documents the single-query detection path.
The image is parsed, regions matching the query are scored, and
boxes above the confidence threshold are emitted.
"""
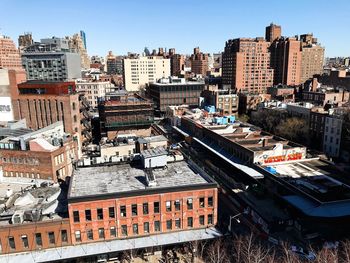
[265,23,281,42]
[190,47,209,76]
[21,37,81,81]
[300,34,325,83]
[222,38,274,93]
[67,32,90,69]
[123,56,170,91]
[76,81,114,108]
[0,35,23,71]
[270,37,302,86]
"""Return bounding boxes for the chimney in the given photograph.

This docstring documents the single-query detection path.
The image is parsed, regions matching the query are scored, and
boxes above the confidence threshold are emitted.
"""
[262,138,268,147]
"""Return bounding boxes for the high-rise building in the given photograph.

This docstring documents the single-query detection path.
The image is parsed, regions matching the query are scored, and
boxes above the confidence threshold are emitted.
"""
[270,37,302,86]
[80,30,87,50]
[190,47,209,76]
[21,37,81,81]
[67,33,90,69]
[222,38,274,93]
[265,23,281,42]
[300,34,325,83]
[123,56,170,91]
[18,32,34,52]
[0,35,23,71]
[168,48,184,76]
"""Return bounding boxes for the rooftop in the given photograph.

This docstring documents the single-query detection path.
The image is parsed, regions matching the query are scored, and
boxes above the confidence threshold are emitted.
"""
[262,159,350,203]
[69,161,214,200]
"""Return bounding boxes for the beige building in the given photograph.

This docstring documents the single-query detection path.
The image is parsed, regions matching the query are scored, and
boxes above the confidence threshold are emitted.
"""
[300,34,325,83]
[67,33,90,69]
[123,56,170,91]
[76,81,113,108]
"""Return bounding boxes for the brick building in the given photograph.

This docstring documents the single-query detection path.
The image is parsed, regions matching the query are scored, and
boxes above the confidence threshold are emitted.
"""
[0,35,23,71]
[12,81,92,153]
[169,52,185,76]
[67,160,217,245]
[190,47,209,76]
[270,37,302,86]
[222,38,274,93]
[0,121,78,182]
[265,23,281,42]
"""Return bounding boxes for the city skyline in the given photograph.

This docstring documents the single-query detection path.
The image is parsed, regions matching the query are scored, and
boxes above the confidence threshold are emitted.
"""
[1,0,349,57]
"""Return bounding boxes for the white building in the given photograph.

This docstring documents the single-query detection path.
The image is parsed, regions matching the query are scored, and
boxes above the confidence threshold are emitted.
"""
[123,56,170,91]
[76,81,114,108]
[0,69,14,122]
[323,116,342,158]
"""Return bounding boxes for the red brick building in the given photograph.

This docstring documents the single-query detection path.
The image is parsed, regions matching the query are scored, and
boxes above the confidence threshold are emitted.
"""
[0,219,71,254]
[190,47,209,76]
[12,81,92,152]
[222,38,274,93]
[67,161,218,245]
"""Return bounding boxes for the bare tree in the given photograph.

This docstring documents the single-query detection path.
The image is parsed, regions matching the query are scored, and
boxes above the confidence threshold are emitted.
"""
[205,239,229,263]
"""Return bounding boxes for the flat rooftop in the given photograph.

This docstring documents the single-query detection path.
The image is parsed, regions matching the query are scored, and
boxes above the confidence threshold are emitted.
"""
[263,159,350,203]
[69,161,214,200]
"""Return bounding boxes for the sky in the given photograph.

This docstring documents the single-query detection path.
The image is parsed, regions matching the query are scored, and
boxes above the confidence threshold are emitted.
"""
[1,0,349,57]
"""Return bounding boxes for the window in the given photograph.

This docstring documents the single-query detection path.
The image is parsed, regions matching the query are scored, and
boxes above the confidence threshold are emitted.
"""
[166,219,172,230]
[8,236,15,250]
[208,214,213,225]
[73,211,80,222]
[174,200,180,211]
[144,222,150,233]
[154,202,160,213]
[199,197,205,208]
[97,208,103,220]
[133,224,139,235]
[155,220,161,232]
[110,227,117,238]
[208,197,213,207]
[98,228,105,239]
[175,219,181,229]
[199,215,205,226]
[188,217,193,228]
[187,198,193,210]
[35,233,43,247]
[48,232,55,245]
[85,209,91,221]
[120,205,126,217]
[121,225,128,236]
[61,230,68,243]
[132,204,138,216]
[21,235,29,249]
[73,115,77,122]
[87,229,93,240]
[166,201,171,212]
[143,203,149,215]
[109,207,115,218]
[75,231,81,242]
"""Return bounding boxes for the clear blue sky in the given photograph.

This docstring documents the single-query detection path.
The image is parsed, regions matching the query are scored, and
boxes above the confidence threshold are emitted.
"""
[1,0,349,57]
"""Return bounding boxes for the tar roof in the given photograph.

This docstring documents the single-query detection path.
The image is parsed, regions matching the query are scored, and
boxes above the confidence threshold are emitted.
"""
[69,161,211,199]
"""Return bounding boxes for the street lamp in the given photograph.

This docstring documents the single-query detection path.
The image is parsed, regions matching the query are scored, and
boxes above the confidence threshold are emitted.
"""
[228,213,242,233]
